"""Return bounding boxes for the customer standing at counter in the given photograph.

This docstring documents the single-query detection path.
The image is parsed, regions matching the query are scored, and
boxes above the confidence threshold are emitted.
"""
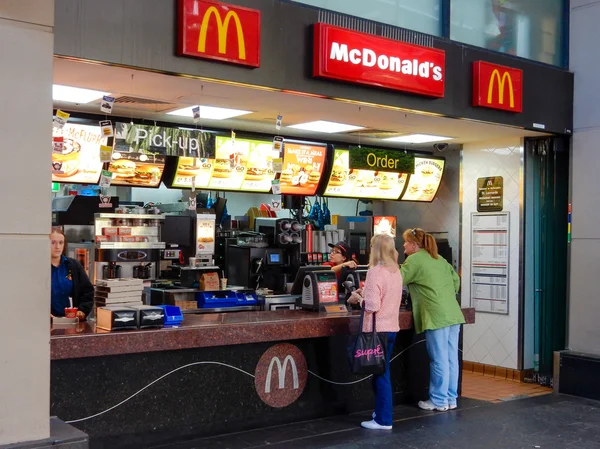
[400,228,465,412]
[348,234,402,430]
[50,228,94,320]
[323,241,358,276]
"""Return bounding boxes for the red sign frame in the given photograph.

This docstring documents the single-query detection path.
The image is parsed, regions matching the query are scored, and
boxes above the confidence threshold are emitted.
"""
[473,61,523,113]
[313,23,445,98]
[177,0,260,68]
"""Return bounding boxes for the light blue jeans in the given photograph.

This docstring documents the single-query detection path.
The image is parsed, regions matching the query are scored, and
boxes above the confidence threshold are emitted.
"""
[425,324,461,408]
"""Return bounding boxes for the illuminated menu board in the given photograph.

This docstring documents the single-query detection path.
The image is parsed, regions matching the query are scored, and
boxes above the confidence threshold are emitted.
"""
[108,152,166,188]
[280,142,327,196]
[51,124,107,184]
[206,136,278,192]
[324,149,408,200]
[400,157,445,202]
[171,156,213,189]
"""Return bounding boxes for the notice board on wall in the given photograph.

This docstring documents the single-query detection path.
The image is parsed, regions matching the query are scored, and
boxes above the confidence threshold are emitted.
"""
[470,212,510,315]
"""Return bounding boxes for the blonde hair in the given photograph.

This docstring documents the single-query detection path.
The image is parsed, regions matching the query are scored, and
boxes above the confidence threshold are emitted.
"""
[369,234,399,267]
[402,228,438,259]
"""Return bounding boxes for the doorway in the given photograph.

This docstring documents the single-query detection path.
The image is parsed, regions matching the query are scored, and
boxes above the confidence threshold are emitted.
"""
[523,137,569,385]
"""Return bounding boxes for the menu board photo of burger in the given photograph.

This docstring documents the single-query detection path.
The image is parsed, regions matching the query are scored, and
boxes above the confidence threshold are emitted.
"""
[279,143,327,196]
[324,149,408,200]
[207,136,277,192]
[108,152,166,188]
[171,157,213,189]
[52,124,107,184]
[400,157,445,202]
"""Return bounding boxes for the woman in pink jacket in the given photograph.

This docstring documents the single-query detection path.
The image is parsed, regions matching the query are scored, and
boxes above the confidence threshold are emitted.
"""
[348,234,403,430]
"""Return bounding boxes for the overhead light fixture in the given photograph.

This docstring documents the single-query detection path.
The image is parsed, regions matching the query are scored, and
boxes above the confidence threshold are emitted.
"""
[52,84,108,104]
[383,134,452,144]
[167,106,252,120]
[287,120,364,133]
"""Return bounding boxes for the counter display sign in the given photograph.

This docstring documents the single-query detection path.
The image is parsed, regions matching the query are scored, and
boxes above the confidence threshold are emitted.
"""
[114,122,215,158]
[400,157,445,202]
[477,177,503,212]
[207,136,278,192]
[324,149,408,200]
[52,124,107,184]
[108,153,166,188]
[313,23,445,98]
[280,143,327,196]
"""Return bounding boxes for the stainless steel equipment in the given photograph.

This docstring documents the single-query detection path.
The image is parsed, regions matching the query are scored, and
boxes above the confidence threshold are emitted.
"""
[94,213,165,281]
[258,294,300,311]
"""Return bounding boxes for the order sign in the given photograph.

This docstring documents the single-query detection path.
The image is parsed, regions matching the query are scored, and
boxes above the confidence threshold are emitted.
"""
[313,23,445,98]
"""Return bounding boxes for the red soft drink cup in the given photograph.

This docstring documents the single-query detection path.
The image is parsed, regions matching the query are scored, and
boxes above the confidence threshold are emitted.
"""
[64,307,78,319]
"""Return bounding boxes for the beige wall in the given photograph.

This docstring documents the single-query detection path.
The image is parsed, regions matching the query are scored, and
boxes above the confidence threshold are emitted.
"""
[568,1,600,356]
[0,0,54,444]
[461,138,523,369]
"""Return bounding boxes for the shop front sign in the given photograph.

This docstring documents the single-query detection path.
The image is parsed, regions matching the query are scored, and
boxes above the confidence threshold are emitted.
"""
[177,0,261,68]
[313,23,445,97]
[473,61,523,113]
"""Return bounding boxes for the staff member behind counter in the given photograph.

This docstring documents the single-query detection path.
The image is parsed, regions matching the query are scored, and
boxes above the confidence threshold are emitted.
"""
[322,241,358,276]
[50,228,94,320]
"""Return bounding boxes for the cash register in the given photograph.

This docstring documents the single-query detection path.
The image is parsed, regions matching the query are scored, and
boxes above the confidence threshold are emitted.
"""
[292,266,349,313]
[339,265,368,302]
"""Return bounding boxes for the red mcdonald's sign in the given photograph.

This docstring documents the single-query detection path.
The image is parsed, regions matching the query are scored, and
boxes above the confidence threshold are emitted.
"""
[473,61,523,113]
[177,0,261,68]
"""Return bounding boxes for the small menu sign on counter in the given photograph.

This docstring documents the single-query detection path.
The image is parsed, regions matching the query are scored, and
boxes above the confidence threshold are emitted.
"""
[477,177,503,212]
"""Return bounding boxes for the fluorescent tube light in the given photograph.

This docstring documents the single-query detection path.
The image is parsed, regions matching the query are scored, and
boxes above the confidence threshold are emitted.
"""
[287,120,364,133]
[167,106,252,120]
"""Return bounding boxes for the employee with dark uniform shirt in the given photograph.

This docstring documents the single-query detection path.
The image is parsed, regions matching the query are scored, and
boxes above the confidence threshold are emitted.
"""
[50,228,94,320]
[323,241,358,277]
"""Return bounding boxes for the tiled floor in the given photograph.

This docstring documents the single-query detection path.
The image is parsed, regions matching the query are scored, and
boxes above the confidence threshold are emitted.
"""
[462,370,552,403]
[159,395,600,449]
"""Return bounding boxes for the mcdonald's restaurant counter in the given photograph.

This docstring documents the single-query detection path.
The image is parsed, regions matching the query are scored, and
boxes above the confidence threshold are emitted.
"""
[51,308,475,448]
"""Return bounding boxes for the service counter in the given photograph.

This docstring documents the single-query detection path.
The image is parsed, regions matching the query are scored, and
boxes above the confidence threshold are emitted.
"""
[51,308,475,449]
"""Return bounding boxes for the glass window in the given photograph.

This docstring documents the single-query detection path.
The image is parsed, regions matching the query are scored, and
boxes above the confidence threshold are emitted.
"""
[450,0,565,66]
[292,0,442,36]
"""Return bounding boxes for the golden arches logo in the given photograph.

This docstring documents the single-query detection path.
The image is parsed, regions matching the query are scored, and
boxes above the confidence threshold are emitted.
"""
[487,69,515,108]
[198,6,246,60]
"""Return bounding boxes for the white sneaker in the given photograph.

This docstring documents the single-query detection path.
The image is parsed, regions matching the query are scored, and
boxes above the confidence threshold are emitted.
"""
[448,404,457,410]
[361,419,392,430]
[418,400,448,411]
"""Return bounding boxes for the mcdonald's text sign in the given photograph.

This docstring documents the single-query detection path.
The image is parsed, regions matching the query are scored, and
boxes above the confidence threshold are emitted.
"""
[177,0,260,68]
[473,61,522,113]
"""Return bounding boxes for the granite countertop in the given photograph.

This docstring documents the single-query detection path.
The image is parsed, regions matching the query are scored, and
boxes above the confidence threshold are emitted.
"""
[51,308,476,360]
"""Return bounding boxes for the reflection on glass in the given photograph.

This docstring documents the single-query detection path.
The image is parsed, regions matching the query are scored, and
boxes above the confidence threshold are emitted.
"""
[291,0,441,36]
[450,0,564,67]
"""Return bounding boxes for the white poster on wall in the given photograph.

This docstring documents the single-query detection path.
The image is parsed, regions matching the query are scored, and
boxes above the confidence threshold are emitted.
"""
[470,212,510,315]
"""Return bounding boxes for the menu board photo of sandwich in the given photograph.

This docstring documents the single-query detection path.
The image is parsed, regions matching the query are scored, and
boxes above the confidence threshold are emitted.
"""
[279,143,327,196]
[171,157,213,189]
[400,157,445,202]
[108,152,166,188]
[52,124,107,184]
[324,149,408,200]
[207,136,277,192]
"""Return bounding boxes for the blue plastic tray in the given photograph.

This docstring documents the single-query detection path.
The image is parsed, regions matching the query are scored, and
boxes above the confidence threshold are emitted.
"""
[156,305,183,327]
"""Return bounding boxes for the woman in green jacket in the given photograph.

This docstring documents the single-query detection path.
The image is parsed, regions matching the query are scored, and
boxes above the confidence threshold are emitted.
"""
[401,228,465,412]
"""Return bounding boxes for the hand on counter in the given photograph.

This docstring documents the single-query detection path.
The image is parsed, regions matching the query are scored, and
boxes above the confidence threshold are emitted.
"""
[343,261,358,269]
[76,311,86,321]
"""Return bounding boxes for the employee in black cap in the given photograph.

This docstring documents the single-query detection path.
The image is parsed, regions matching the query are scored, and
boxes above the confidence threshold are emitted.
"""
[324,241,358,276]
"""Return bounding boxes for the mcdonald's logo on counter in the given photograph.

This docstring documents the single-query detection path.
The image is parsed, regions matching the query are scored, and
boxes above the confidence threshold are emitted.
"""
[473,61,522,113]
[177,0,261,68]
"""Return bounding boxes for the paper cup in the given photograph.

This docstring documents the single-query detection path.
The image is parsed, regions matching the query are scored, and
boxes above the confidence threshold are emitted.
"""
[220,278,227,290]
[64,307,78,319]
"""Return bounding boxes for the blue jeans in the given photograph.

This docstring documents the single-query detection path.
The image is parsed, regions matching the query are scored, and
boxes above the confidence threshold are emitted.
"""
[425,324,461,408]
[372,332,397,426]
